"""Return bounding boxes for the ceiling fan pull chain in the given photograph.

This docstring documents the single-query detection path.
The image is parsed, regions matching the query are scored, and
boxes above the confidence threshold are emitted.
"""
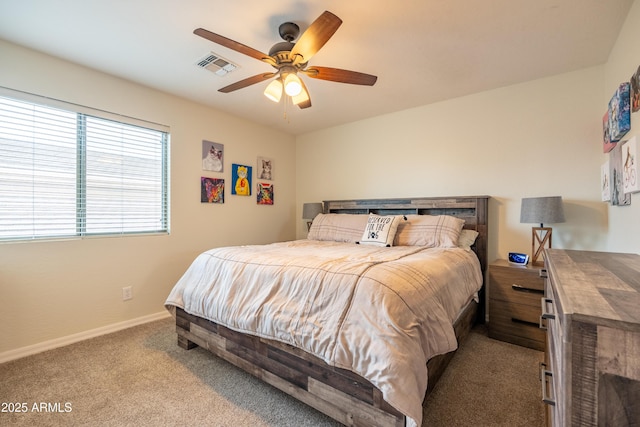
[283,95,290,123]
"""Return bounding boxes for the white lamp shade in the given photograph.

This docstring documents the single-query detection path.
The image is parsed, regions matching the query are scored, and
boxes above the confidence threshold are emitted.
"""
[264,79,283,102]
[284,73,303,96]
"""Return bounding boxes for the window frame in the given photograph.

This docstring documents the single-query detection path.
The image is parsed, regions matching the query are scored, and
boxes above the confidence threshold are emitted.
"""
[0,87,170,242]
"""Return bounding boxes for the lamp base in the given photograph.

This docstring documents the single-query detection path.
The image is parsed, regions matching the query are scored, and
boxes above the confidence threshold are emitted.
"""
[531,227,552,266]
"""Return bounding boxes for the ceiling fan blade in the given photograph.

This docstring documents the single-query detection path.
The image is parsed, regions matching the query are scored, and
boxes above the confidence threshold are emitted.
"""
[290,11,342,64]
[295,79,312,109]
[218,73,276,93]
[194,28,271,63]
[297,98,312,109]
[303,66,377,86]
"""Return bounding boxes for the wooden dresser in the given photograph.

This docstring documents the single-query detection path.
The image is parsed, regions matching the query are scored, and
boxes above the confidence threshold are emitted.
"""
[488,259,546,351]
[542,249,640,426]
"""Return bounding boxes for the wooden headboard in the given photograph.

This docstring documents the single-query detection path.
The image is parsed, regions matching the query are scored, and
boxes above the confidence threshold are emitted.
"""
[323,196,489,321]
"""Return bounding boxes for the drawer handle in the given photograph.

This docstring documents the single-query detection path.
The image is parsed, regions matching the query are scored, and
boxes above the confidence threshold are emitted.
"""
[511,318,540,328]
[539,269,548,279]
[511,284,544,294]
[539,297,555,330]
[539,362,556,406]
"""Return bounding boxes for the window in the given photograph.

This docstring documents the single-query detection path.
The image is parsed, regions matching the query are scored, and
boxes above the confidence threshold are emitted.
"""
[0,91,169,241]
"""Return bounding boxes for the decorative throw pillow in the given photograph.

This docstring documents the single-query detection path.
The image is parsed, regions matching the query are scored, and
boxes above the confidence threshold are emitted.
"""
[457,229,479,251]
[393,214,465,247]
[358,214,402,247]
[307,213,369,243]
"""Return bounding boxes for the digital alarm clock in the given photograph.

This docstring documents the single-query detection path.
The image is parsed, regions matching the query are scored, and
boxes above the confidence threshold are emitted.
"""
[508,252,529,265]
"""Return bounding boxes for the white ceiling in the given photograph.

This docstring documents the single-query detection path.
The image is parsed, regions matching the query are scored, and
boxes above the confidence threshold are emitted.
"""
[0,0,634,135]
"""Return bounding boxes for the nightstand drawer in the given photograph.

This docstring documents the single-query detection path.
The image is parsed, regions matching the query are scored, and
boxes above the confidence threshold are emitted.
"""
[489,266,544,306]
[488,259,546,350]
[489,300,546,350]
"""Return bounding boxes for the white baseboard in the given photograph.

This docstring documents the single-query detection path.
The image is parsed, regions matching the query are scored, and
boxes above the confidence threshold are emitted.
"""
[0,311,172,364]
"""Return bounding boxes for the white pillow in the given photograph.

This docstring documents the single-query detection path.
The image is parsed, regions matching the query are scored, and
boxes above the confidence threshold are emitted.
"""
[393,214,465,247]
[358,214,402,247]
[307,213,369,243]
[457,229,479,251]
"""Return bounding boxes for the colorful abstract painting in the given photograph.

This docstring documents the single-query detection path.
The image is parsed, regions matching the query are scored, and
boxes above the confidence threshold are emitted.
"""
[608,82,631,143]
[201,177,224,203]
[257,182,274,205]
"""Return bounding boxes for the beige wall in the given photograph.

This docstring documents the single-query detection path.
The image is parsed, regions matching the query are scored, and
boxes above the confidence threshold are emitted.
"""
[604,0,640,252]
[0,40,297,355]
[296,66,610,261]
[296,0,640,264]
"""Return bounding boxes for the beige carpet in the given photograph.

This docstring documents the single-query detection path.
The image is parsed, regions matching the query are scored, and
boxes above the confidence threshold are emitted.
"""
[0,318,544,426]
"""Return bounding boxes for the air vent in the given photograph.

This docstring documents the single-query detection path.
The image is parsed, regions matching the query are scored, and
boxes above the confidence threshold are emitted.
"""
[196,52,239,76]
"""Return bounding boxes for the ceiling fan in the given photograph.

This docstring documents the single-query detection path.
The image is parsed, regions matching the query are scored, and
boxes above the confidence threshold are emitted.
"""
[194,10,377,109]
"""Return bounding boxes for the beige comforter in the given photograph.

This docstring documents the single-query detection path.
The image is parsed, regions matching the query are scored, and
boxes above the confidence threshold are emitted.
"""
[165,240,482,427]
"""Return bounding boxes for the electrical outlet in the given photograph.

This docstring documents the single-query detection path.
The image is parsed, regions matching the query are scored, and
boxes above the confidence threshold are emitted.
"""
[122,286,133,301]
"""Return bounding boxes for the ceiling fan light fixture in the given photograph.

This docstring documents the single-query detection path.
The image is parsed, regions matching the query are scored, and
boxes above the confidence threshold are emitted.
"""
[284,73,303,96]
[292,86,310,106]
[264,79,283,102]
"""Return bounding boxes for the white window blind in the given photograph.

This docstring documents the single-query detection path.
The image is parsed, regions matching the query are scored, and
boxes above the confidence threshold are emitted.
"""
[0,92,169,241]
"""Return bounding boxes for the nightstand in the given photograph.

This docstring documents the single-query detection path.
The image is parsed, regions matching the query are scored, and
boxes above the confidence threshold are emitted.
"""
[488,259,546,351]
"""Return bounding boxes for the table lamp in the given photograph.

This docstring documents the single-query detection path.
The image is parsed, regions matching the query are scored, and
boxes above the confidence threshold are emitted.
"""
[520,196,566,266]
[302,202,323,231]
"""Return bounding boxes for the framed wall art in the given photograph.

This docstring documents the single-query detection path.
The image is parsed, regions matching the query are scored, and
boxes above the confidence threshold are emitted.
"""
[231,164,252,196]
[601,161,611,202]
[631,65,640,113]
[622,136,639,194]
[257,182,274,205]
[609,143,631,206]
[603,111,616,153]
[608,82,631,143]
[257,156,273,180]
[201,177,224,204]
[202,140,224,172]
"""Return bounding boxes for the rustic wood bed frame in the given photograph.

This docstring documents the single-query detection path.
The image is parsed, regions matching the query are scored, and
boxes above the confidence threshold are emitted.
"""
[175,196,489,427]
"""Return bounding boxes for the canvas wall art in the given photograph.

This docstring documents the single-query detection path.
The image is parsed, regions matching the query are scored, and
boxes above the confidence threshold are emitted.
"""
[231,164,252,196]
[603,111,616,153]
[631,65,640,113]
[201,177,224,203]
[609,143,631,206]
[608,82,631,143]
[202,140,224,172]
[622,136,639,194]
[257,156,273,180]
[601,161,611,202]
[257,182,274,205]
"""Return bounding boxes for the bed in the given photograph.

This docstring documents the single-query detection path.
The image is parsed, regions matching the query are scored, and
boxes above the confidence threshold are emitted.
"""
[165,196,489,427]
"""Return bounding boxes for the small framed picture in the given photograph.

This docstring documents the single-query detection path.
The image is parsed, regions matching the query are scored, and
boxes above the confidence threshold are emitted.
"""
[231,164,252,196]
[631,65,640,113]
[257,182,274,205]
[202,140,224,172]
[201,177,224,204]
[610,143,631,206]
[622,136,639,194]
[257,156,273,181]
[601,161,611,202]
